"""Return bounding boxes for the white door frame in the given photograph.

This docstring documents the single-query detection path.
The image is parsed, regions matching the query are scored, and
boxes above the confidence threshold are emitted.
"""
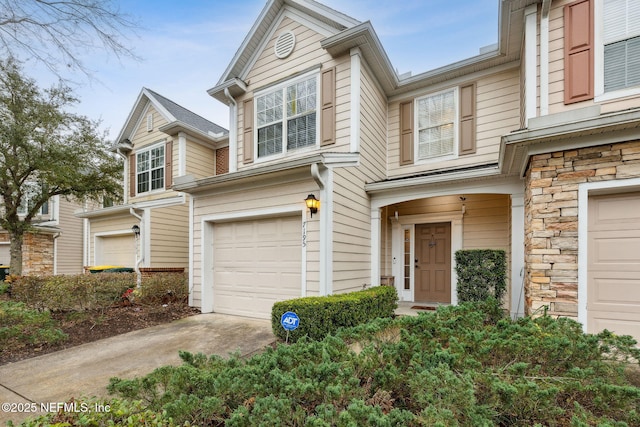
[391,212,463,304]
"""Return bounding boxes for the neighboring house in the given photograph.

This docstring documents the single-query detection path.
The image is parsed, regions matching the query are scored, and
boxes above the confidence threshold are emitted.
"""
[77,88,228,274]
[0,196,86,275]
[169,0,639,344]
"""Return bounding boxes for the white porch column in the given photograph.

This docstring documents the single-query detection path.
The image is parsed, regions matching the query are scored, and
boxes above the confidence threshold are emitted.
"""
[370,208,381,287]
[511,193,525,319]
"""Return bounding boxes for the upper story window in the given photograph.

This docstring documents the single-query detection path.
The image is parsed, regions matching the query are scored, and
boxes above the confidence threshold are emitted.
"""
[255,73,318,159]
[415,88,458,160]
[136,143,164,194]
[603,0,640,92]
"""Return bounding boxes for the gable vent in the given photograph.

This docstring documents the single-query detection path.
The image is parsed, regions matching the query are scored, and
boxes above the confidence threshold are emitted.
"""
[274,31,296,59]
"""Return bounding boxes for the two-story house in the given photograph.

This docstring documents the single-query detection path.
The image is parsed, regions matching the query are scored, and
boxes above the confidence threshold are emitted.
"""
[77,88,228,274]
[171,0,639,344]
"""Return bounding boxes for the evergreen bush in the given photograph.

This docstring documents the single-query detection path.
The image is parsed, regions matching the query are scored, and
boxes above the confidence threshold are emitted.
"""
[455,249,507,302]
[271,285,397,342]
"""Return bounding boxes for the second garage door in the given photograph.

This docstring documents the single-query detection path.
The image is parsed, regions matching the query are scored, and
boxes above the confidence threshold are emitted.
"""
[587,191,640,344]
[96,235,136,267]
[213,215,302,319]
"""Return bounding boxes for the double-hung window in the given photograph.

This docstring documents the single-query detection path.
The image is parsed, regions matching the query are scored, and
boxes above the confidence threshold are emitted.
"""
[602,0,640,93]
[136,144,164,194]
[415,88,457,160]
[255,74,318,159]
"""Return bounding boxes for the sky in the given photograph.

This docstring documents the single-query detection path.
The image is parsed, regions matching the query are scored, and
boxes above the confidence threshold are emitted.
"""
[27,0,499,142]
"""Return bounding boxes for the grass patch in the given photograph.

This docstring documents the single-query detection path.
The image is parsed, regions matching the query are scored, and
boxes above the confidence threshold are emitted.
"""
[0,301,67,349]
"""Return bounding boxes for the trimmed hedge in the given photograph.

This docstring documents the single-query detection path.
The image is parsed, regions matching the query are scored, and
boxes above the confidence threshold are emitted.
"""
[455,249,506,303]
[271,285,397,343]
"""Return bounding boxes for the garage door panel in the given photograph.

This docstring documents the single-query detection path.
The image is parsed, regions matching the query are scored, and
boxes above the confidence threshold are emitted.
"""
[97,235,135,267]
[588,191,640,344]
[212,215,302,319]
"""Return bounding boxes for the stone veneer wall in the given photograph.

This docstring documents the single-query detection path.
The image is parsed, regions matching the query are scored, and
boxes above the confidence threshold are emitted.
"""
[524,140,640,319]
[22,232,55,275]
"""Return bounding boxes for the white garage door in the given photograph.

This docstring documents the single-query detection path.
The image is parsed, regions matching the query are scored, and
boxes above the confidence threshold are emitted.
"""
[0,243,9,265]
[213,215,302,319]
[96,235,136,267]
[587,191,640,344]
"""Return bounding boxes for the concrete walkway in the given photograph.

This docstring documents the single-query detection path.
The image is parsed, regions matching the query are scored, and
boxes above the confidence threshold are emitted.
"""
[0,313,275,426]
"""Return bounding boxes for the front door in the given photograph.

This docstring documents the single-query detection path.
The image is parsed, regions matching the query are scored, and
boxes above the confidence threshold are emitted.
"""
[415,222,451,303]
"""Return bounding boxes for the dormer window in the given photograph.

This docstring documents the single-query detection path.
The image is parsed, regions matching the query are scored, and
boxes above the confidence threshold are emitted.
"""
[255,73,318,159]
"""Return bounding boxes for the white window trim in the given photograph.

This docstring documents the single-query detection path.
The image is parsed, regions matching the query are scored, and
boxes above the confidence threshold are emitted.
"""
[253,70,320,163]
[135,141,165,196]
[413,86,459,165]
[594,0,640,102]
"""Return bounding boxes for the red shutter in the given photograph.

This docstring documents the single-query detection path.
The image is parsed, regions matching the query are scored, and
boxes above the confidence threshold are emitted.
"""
[399,101,414,165]
[165,140,173,188]
[243,98,254,164]
[321,67,336,146]
[459,83,476,155]
[564,0,594,104]
[129,153,136,198]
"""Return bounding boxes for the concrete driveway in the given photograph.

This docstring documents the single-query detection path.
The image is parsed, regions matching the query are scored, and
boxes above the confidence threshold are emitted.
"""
[0,313,275,426]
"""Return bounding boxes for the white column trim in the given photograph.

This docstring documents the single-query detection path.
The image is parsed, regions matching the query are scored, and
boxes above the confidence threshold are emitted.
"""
[540,1,551,116]
[178,132,187,176]
[511,193,525,319]
[370,207,381,287]
[525,4,538,125]
[350,47,362,153]
[188,195,194,307]
[228,101,238,173]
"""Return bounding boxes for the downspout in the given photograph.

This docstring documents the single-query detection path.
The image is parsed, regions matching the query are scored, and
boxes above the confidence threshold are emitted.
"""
[311,163,332,295]
[224,88,238,173]
[130,207,143,288]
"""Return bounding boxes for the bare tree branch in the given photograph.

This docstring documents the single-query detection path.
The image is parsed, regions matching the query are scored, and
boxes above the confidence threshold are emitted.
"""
[0,0,141,78]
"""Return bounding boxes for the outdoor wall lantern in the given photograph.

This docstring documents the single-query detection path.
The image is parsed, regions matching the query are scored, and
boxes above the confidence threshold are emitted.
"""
[305,194,319,217]
[131,224,140,237]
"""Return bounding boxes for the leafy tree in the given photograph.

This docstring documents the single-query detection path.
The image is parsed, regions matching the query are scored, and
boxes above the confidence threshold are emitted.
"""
[0,58,122,275]
[0,0,139,78]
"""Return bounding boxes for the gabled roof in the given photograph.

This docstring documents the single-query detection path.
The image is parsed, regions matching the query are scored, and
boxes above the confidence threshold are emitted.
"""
[209,0,541,102]
[115,88,228,146]
[208,0,360,103]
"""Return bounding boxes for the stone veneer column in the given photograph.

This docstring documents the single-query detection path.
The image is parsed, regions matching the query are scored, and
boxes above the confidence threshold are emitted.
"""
[524,140,640,319]
[22,232,55,275]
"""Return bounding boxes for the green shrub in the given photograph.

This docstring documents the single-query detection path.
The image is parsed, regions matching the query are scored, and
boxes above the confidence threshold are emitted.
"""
[98,302,640,427]
[11,273,134,311]
[138,273,188,304]
[0,301,67,348]
[271,285,397,343]
[455,249,507,302]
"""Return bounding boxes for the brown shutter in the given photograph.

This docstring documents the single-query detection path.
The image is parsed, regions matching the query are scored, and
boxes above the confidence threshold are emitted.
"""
[243,98,254,164]
[459,83,476,155]
[165,140,173,188]
[321,67,336,146]
[399,101,414,165]
[564,0,594,104]
[129,153,136,198]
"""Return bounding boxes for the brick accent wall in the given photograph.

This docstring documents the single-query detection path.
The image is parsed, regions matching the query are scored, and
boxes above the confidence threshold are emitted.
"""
[524,140,640,318]
[216,146,229,175]
[22,232,55,275]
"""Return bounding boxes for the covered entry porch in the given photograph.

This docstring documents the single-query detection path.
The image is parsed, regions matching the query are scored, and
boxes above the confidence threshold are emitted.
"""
[367,174,526,318]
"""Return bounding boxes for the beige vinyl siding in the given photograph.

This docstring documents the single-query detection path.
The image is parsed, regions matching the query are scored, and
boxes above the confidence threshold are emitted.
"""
[235,16,351,169]
[149,204,189,268]
[190,177,318,307]
[332,65,387,293]
[387,69,520,179]
[186,142,215,179]
[548,0,640,115]
[129,106,175,204]
[88,213,136,266]
[55,199,84,274]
